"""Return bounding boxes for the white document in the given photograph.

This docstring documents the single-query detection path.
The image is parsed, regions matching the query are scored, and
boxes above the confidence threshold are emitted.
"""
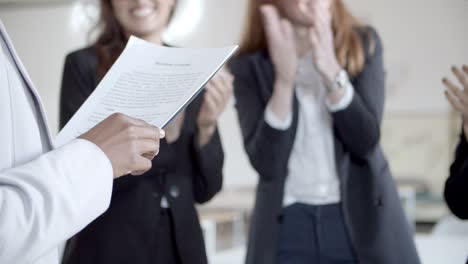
[55,36,238,147]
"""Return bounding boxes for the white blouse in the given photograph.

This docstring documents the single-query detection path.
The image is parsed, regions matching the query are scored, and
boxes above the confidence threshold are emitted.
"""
[264,52,354,206]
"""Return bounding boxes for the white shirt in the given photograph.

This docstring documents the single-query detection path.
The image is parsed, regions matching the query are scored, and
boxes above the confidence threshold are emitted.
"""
[264,52,353,206]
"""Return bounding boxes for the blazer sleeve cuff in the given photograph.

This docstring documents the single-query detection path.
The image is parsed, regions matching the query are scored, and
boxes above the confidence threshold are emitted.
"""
[326,83,354,112]
[192,128,224,173]
[264,104,293,131]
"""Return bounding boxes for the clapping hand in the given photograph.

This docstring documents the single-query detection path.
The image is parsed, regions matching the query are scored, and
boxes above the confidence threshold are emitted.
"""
[444,65,468,138]
[307,0,341,83]
[260,4,297,88]
[197,69,233,146]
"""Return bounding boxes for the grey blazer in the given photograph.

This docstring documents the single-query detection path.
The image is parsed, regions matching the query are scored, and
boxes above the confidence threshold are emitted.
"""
[230,27,420,264]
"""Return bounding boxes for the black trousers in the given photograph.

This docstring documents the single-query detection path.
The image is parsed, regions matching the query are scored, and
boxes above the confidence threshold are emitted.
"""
[155,208,182,264]
[276,203,357,264]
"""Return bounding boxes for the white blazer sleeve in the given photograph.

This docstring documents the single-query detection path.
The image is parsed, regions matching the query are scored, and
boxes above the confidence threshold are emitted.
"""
[0,139,113,263]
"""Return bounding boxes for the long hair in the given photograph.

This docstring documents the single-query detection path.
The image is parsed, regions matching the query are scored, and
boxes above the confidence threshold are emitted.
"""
[239,0,375,77]
[94,0,127,79]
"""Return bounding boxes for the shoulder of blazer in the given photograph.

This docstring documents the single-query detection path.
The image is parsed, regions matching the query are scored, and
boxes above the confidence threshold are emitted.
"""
[230,50,272,78]
[64,46,98,79]
[66,46,97,64]
[357,26,383,64]
[230,50,276,100]
[348,26,383,86]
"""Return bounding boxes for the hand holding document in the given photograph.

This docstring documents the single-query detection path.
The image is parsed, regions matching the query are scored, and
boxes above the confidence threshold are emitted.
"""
[55,36,238,147]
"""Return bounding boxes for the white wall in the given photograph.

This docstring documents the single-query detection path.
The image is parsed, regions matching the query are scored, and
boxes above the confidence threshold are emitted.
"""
[1,0,467,190]
[0,2,95,131]
[345,0,468,114]
[343,0,468,193]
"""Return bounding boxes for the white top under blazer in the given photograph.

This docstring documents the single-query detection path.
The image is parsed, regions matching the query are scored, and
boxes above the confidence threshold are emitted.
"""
[264,52,354,206]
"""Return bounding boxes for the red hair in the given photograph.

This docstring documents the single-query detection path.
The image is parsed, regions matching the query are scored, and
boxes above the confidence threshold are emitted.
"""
[239,0,375,76]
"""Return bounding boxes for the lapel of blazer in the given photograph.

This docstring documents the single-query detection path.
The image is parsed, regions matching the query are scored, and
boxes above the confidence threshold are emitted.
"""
[0,20,54,148]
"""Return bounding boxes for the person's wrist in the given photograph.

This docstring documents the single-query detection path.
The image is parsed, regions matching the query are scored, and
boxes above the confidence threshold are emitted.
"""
[324,60,342,82]
[199,122,216,133]
[197,122,216,147]
[327,87,346,105]
[272,83,294,106]
[269,82,294,122]
[274,77,295,91]
[77,137,118,178]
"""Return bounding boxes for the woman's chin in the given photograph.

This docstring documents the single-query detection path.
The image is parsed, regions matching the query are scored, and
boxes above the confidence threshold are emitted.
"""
[128,25,163,38]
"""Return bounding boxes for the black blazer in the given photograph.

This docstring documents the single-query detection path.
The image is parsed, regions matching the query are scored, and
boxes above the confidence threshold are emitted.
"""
[230,27,420,264]
[60,47,224,264]
[445,130,468,219]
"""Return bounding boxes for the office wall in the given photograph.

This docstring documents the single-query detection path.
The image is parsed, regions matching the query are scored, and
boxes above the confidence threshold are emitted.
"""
[346,0,468,193]
[0,2,94,132]
[1,0,467,192]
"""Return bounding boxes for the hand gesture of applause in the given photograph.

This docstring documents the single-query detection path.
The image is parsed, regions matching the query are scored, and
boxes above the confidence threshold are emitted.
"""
[444,65,468,138]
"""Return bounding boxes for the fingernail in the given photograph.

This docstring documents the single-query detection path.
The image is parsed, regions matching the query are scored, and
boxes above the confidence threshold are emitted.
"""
[160,129,166,138]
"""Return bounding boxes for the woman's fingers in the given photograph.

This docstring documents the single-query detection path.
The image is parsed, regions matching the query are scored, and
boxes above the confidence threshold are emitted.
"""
[443,78,468,104]
[309,4,333,51]
[310,28,319,46]
[122,125,165,141]
[452,66,468,89]
[142,151,157,161]
[130,156,152,176]
[206,84,225,110]
[121,116,166,139]
[203,90,218,113]
[280,19,294,41]
[313,3,331,34]
[208,72,233,106]
[260,5,282,45]
[136,139,160,156]
[445,90,465,113]
[124,115,150,127]
[299,0,309,15]
[216,71,234,102]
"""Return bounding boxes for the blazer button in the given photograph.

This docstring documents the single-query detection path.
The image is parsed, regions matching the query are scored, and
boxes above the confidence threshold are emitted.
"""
[375,197,384,207]
[151,191,159,198]
[169,185,180,198]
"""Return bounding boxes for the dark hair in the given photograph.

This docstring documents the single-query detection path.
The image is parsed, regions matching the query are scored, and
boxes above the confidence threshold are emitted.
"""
[94,0,127,79]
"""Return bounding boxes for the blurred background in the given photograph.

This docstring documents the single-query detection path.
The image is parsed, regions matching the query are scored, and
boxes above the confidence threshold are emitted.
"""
[1,0,467,263]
